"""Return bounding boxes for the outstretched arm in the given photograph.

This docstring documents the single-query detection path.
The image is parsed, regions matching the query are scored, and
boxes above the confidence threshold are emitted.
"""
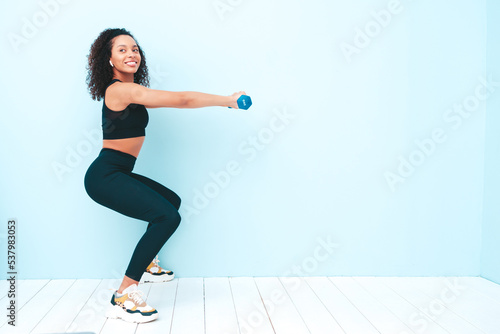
[114,82,245,109]
[182,91,245,109]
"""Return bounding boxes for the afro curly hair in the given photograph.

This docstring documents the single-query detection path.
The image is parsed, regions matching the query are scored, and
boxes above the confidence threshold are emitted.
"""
[86,28,150,101]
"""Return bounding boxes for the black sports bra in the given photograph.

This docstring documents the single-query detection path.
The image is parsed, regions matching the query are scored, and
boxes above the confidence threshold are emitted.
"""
[102,79,149,139]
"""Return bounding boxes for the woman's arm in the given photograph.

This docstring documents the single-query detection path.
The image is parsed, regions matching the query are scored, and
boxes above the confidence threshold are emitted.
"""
[182,91,233,109]
[114,82,242,109]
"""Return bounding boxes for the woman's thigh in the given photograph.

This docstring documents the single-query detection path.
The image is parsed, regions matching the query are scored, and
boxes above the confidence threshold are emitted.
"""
[87,171,179,224]
[129,173,181,210]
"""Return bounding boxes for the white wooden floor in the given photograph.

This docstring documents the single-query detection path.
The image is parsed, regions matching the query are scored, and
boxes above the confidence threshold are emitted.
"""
[1,276,500,334]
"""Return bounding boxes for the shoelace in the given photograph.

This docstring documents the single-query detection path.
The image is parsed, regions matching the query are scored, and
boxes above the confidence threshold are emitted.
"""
[152,255,171,274]
[153,255,160,268]
[128,289,146,305]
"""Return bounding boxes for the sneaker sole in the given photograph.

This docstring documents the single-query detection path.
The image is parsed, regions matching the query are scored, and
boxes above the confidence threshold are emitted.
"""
[106,305,158,323]
[140,272,175,283]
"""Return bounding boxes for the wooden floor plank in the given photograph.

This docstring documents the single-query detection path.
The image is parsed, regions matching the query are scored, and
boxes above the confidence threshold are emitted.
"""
[0,279,74,333]
[229,277,275,334]
[204,277,240,334]
[280,276,345,334]
[455,277,500,306]
[170,277,205,334]
[305,277,379,334]
[135,280,179,333]
[330,277,414,333]
[1,280,49,330]
[254,276,309,334]
[65,278,119,333]
[0,276,497,334]
[380,277,485,334]
[354,277,450,334]
[31,279,102,334]
[3,279,48,315]
[405,277,500,334]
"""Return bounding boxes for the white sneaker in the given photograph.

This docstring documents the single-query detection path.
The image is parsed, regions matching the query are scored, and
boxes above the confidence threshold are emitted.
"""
[106,284,158,323]
[140,255,175,283]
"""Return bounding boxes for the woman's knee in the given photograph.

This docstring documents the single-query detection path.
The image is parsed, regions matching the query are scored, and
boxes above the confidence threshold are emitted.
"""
[172,210,181,228]
[151,212,180,242]
[172,194,181,210]
[152,207,181,229]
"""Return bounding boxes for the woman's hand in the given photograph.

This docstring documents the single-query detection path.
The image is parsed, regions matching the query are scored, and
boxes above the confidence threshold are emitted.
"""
[228,91,247,109]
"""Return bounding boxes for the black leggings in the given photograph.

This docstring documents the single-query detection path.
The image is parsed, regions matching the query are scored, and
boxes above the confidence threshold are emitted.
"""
[84,148,181,281]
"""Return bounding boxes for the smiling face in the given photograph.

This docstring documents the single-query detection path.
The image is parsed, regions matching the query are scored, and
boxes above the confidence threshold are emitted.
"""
[109,34,141,81]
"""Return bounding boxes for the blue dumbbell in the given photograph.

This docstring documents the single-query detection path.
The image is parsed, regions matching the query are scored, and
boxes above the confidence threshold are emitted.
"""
[229,95,252,110]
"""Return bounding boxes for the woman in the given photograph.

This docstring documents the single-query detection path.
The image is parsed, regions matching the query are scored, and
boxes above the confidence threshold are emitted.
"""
[84,28,246,323]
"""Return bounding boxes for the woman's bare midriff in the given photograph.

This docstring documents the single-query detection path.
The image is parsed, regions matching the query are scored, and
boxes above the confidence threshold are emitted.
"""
[103,137,145,158]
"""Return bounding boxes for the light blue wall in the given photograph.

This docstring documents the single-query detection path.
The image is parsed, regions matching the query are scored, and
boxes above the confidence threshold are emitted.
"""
[481,0,500,284]
[0,0,488,279]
